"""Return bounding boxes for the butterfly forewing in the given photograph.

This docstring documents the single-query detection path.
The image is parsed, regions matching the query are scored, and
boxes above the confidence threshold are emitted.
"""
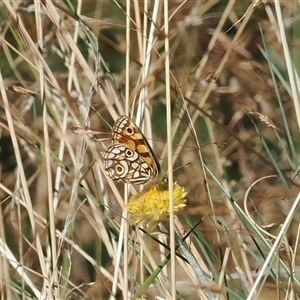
[103,116,160,184]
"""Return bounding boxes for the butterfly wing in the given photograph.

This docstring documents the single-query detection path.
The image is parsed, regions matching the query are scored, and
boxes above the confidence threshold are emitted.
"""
[104,144,155,184]
[110,116,161,177]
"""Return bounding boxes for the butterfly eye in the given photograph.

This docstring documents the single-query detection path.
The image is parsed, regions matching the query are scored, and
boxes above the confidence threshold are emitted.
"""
[125,149,134,157]
[115,164,125,175]
[126,127,133,134]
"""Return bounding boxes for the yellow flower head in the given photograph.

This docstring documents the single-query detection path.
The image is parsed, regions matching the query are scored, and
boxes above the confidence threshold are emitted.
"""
[126,182,187,225]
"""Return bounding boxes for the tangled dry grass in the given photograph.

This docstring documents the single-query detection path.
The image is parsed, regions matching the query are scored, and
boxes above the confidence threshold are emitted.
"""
[0,1,300,299]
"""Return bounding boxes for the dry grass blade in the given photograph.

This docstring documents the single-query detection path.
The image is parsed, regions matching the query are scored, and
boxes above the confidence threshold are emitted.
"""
[1,1,300,299]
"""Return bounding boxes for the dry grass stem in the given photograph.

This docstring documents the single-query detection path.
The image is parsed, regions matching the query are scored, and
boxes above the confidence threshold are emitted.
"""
[0,1,300,299]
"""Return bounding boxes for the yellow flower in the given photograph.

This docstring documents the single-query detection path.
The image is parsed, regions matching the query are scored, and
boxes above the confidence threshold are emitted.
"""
[126,182,187,225]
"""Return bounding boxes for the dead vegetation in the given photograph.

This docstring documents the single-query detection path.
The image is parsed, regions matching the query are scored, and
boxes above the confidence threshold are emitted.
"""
[0,1,299,299]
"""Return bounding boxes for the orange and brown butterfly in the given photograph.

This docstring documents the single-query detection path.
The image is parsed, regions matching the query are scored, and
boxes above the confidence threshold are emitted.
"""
[103,115,161,184]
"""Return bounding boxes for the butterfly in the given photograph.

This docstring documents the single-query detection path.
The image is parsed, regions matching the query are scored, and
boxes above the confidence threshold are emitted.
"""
[103,115,161,184]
